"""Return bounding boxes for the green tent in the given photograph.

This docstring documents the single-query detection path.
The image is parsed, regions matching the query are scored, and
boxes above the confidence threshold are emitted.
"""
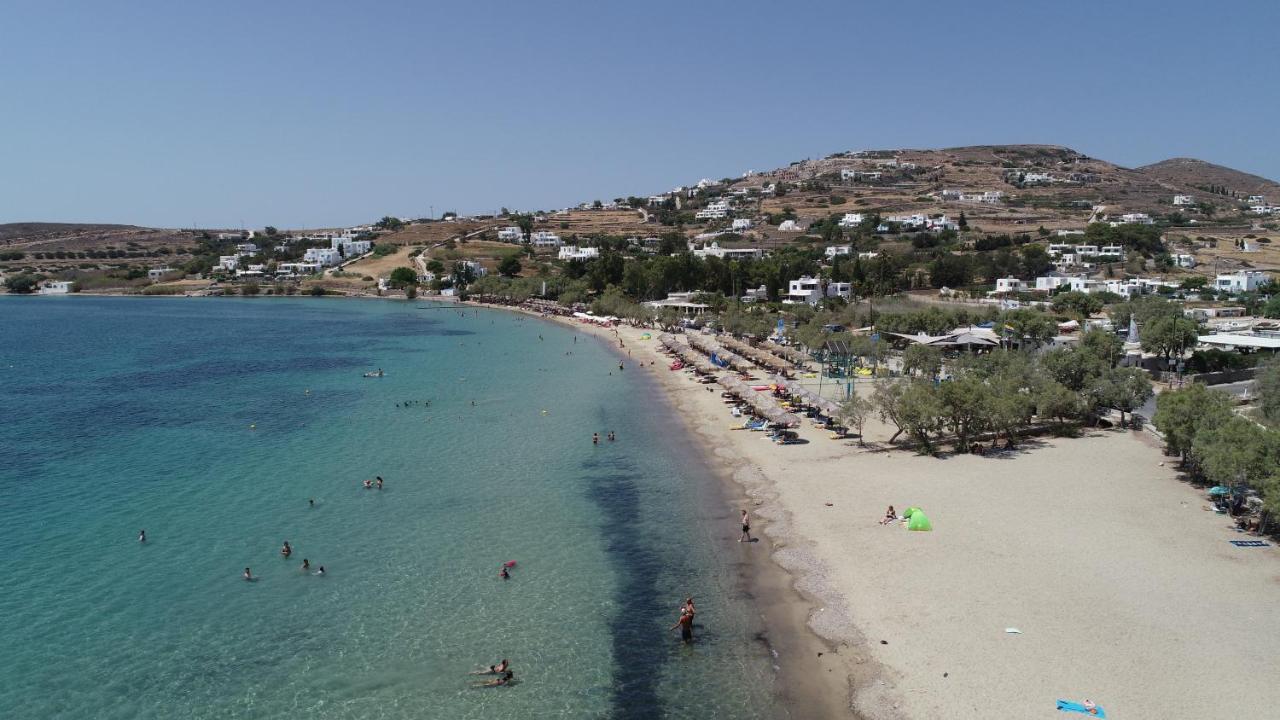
[907,510,932,532]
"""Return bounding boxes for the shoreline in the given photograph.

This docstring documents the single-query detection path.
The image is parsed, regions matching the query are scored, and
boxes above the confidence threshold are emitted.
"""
[461,298,867,718]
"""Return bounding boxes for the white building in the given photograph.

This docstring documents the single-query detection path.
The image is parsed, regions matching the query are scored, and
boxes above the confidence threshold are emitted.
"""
[838,213,865,228]
[1248,204,1275,215]
[1022,172,1054,185]
[696,200,731,220]
[558,246,600,261]
[1214,271,1272,293]
[236,243,260,255]
[841,170,880,181]
[1173,195,1195,206]
[778,219,803,232]
[331,237,370,256]
[148,267,175,280]
[1057,229,1085,237]
[217,255,240,271]
[1247,195,1267,204]
[529,231,562,248]
[497,226,524,242]
[1035,276,1073,293]
[824,245,852,259]
[303,247,343,267]
[784,276,822,305]
[731,218,753,232]
[39,280,74,295]
[1118,213,1153,225]
[927,215,958,232]
[277,262,322,276]
[692,242,763,260]
[647,195,669,206]
[994,278,1029,294]
[460,260,488,278]
[1175,254,1197,268]
[741,285,769,303]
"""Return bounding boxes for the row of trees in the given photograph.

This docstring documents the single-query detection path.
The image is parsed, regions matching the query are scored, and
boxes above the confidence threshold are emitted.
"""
[846,330,1151,453]
[1153,377,1280,529]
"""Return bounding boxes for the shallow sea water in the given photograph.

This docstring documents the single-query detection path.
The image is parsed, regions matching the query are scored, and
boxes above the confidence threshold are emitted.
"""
[0,296,784,719]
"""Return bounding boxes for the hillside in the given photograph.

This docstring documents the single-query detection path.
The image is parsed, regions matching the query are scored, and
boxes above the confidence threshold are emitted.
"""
[1138,158,1280,201]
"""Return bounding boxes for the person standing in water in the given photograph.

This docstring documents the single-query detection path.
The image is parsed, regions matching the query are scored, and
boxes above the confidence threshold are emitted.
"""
[138,529,146,543]
[302,559,310,572]
[376,476,384,490]
[281,541,292,558]
[308,498,315,508]
[243,567,253,581]
[592,432,599,445]
[739,509,751,543]
[670,607,694,643]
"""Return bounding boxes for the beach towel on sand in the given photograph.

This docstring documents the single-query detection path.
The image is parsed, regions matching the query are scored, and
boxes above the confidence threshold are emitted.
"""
[1057,699,1106,717]
[1229,540,1269,547]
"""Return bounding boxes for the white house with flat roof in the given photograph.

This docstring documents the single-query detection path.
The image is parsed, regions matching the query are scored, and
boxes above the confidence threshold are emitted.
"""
[838,213,865,228]
[1035,275,1073,292]
[39,280,74,294]
[278,262,322,276]
[1173,195,1195,206]
[778,219,803,232]
[692,243,762,260]
[217,255,240,271]
[731,218,753,232]
[236,242,260,255]
[497,226,524,242]
[784,276,823,305]
[148,267,175,280]
[529,231,562,248]
[331,237,370,256]
[303,248,343,267]
[825,245,852,259]
[696,200,730,220]
[994,278,1029,294]
[1215,271,1271,293]
[1118,213,1153,225]
[558,246,599,261]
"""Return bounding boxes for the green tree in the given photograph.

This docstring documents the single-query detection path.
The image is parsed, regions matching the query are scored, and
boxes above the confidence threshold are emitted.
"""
[425,259,445,275]
[1002,308,1056,349]
[3,274,37,293]
[1035,379,1086,428]
[497,255,523,278]
[388,266,417,288]
[901,344,943,379]
[1192,416,1279,489]
[376,216,405,231]
[1153,383,1234,465]
[1256,359,1280,424]
[937,375,992,451]
[1080,328,1124,368]
[1090,367,1153,427]
[839,394,873,446]
[264,226,279,237]
[1140,316,1200,368]
[1051,291,1103,320]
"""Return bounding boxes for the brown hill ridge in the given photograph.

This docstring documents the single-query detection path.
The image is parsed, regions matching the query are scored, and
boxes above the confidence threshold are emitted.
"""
[1138,157,1280,199]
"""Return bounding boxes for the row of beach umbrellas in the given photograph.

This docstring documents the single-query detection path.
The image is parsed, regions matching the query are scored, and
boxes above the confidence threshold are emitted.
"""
[772,377,843,417]
[659,334,720,374]
[716,335,794,374]
[685,334,755,373]
[717,375,801,427]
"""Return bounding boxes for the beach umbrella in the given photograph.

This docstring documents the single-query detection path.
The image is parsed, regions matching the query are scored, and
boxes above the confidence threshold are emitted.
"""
[907,510,933,532]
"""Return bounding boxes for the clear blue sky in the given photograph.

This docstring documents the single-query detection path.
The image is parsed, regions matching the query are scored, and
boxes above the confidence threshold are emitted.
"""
[2,0,1277,229]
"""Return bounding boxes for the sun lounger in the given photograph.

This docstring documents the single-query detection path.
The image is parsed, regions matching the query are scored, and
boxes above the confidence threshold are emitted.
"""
[1229,540,1269,547]
[1056,699,1105,717]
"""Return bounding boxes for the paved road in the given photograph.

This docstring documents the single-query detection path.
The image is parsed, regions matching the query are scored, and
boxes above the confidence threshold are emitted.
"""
[1136,379,1256,421]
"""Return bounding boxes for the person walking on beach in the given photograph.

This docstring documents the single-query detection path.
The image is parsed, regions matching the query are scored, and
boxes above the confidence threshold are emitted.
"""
[671,607,694,643]
[739,509,752,543]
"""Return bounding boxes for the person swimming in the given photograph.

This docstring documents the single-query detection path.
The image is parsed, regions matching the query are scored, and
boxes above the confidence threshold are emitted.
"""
[376,476,384,490]
[592,432,599,445]
[470,659,509,675]
[308,498,315,508]
[499,566,510,580]
[243,567,253,581]
[316,566,326,576]
[281,541,292,558]
[302,559,310,572]
[473,670,514,687]
[363,479,372,489]
[138,529,146,543]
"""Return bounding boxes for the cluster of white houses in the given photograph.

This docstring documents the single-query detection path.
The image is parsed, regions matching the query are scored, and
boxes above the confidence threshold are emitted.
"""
[993,270,1271,298]
[938,189,1005,204]
[215,231,372,277]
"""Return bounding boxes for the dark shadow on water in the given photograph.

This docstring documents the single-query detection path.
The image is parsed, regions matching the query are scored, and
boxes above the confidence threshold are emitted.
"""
[581,454,668,720]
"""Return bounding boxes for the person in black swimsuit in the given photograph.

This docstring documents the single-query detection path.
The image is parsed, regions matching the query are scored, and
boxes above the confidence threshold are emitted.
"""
[739,509,751,543]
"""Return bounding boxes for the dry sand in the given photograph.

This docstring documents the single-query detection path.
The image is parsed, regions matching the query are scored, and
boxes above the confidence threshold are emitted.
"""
[549,318,1280,719]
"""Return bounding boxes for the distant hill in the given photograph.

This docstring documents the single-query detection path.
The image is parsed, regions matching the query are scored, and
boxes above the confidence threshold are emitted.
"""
[1138,158,1280,200]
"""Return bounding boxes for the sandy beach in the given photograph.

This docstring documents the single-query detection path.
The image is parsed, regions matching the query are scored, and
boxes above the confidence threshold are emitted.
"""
[511,310,1280,719]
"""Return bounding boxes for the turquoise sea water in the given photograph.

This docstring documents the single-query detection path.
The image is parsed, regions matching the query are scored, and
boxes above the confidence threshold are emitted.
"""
[0,296,783,719]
